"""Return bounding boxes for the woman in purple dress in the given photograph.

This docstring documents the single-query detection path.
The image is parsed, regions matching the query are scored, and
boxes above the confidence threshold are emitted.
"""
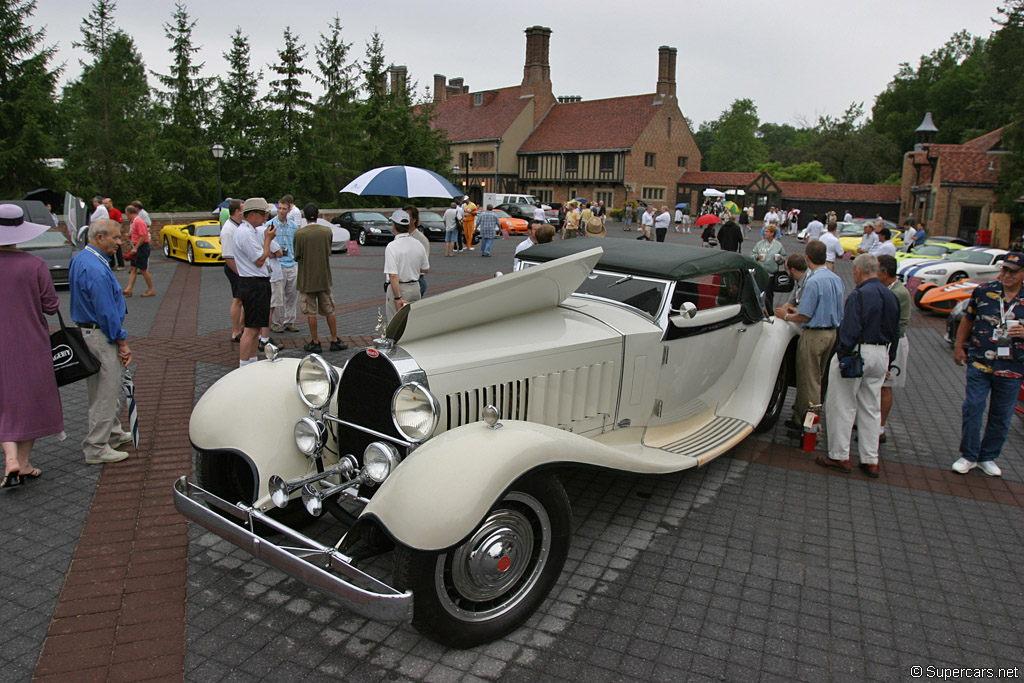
[0,204,64,487]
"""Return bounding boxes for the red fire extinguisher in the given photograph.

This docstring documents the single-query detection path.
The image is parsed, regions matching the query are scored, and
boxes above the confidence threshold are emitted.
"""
[802,403,822,451]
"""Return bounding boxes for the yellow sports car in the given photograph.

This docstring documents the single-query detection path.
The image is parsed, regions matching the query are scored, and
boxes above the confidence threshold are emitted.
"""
[161,220,223,264]
[837,222,903,253]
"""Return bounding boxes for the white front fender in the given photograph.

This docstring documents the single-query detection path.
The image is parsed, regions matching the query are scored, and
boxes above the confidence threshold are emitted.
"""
[361,420,696,552]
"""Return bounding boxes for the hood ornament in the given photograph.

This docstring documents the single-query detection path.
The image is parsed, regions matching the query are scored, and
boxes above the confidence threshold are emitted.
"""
[372,308,394,349]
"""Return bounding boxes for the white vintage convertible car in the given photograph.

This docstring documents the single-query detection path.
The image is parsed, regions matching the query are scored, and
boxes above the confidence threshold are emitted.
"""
[174,240,799,648]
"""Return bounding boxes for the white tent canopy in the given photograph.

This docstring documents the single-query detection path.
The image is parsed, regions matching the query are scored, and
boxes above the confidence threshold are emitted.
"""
[724,189,746,196]
[702,188,725,197]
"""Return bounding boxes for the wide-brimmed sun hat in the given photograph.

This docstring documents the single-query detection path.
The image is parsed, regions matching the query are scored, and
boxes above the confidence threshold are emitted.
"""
[0,203,50,246]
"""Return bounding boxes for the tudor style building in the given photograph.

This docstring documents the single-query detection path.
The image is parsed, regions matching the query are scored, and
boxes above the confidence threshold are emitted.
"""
[428,27,700,208]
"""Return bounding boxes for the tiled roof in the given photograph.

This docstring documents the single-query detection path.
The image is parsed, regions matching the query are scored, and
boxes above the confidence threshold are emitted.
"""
[961,127,1003,152]
[518,94,662,152]
[938,149,1001,184]
[429,86,533,142]
[776,182,901,203]
[676,171,762,187]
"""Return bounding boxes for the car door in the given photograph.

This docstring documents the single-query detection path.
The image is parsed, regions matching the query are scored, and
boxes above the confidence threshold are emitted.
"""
[652,270,764,425]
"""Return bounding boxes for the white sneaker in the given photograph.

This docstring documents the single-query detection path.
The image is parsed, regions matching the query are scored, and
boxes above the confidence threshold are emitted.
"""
[86,447,130,465]
[978,461,1002,477]
[951,457,976,474]
[110,432,134,448]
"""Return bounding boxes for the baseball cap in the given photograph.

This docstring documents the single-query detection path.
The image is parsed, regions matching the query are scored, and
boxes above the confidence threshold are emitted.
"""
[390,209,411,226]
[1003,252,1024,272]
[242,197,269,213]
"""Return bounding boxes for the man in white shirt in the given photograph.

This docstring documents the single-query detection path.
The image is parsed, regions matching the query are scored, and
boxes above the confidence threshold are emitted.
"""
[89,196,108,224]
[638,206,655,241]
[232,197,277,366]
[843,210,854,222]
[869,228,897,258]
[443,201,459,257]
[384,209,429,322]
[654,206,671,242]
[455,200,466,252]
[820,220,845,270]
[219,199,245,342]
[514,221,555,270]
[857,222,879,254]
[281,193,302,226]
[533,205,546,223]
[805,215,825,242]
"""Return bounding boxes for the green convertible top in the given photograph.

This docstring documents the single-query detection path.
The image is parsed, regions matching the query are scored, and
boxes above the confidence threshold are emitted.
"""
[520,239,767,283]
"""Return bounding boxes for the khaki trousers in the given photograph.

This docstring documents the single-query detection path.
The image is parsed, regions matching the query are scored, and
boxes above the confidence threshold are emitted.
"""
[385,281,421,323]
[794,327,837,420]
[83,332,126,459]
[825,344,890,464]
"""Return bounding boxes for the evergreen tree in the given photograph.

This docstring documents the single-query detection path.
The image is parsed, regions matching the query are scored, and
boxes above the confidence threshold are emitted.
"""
[706,99,767,172]
[151,2,215,209]
[802,103,898,184]
[62,0,159,203]
[302,16,360,204]
[214,27,265,199]
[359,32,395,171]
[992,0,1024,216]
[0,0,62,196]
[263,26,311,194]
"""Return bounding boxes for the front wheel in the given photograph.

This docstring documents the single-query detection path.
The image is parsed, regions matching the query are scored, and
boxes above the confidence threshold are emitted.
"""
[393,472,571,648]
[948,271,968,284]
[357,229,367,246]
[187,243,195,264]
[913,287,929,311]
[163,240,171,258]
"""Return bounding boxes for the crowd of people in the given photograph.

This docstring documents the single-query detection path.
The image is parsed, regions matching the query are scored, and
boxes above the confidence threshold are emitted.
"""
[2,194,1021,489]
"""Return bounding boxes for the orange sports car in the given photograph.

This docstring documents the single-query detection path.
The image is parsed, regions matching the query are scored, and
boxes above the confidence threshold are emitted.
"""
[916,278,984,313]
[492,210,529,235]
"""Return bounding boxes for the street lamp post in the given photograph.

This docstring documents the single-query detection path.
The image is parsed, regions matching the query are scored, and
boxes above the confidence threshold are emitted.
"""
[211,143,225,204]
[464,157,473,199]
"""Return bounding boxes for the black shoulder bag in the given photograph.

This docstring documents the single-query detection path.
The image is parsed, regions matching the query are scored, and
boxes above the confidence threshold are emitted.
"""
[51,310,101,386]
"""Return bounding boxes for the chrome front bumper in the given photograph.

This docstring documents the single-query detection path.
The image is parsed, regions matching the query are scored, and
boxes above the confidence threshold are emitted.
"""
[173,476,412,622]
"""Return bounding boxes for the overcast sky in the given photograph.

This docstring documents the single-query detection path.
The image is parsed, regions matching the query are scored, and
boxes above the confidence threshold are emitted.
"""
[31,0,1001,129]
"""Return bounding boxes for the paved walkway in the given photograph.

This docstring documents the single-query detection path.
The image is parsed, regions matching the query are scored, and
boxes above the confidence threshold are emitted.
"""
[2,227,1022,682]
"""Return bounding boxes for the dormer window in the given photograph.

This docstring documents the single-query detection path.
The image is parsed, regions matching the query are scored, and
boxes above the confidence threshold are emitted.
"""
[474,93,483,106]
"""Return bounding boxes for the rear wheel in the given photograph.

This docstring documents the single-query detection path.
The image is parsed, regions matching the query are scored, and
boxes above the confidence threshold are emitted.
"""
[393,472,571,648]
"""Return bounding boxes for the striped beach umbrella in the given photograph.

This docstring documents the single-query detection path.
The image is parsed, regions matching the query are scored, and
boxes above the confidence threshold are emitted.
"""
[121,364,139,449]
[340,166,462,199]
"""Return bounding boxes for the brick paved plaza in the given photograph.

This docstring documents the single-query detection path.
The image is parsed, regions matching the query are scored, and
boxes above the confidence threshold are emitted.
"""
[2,225,1023,683]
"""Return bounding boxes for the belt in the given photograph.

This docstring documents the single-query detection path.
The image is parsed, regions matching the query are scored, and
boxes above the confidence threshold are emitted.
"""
[399,280,418,284]
[240,276,269,280]
[863,342,888,346]
[805,327,837,330]
[77,322,101,329]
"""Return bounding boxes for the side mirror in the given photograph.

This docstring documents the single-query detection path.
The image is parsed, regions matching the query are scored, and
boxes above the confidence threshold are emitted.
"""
[678,301,697,319]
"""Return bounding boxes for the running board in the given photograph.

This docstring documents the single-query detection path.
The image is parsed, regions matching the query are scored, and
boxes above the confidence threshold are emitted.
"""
[645,415,752,466]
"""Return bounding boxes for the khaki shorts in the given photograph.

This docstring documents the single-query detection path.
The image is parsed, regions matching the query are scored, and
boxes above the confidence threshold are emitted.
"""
[300,290,335,317]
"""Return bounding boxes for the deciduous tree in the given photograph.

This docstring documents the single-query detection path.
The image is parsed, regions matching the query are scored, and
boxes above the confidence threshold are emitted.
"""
[706,99,767,172]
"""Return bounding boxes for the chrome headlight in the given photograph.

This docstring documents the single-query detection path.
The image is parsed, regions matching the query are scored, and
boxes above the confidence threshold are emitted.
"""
[363,441,400,483]
[195,240,214,249]
[391,382,440,442]
[930,268,947,275]
[294,417,326,456]
[296,354,338,409]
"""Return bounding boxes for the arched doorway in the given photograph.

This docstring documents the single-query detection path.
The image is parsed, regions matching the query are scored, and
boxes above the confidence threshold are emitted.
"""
[469,185,483,205]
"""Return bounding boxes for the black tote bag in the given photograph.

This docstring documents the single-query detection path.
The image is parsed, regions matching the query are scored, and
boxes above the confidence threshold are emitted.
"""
[51,310,101,386]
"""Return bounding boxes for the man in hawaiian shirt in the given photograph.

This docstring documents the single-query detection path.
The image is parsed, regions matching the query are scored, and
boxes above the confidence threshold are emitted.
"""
[952,251,1024,476]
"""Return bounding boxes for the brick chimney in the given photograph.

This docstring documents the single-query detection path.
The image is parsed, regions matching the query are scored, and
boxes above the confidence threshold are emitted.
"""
[521,26,555,126]
[433,74,446,103]
[656,46,677,98]
[390,65,407,96]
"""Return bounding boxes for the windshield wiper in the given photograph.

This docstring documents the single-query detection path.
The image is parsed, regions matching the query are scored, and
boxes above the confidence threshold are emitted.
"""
[607,275,633,288]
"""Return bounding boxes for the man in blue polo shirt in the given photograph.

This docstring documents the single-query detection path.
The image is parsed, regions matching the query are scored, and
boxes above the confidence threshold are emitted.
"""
[268,199,299,333]
[776,240,844,433]
[69,220,133,465]
[952,251,1024,476]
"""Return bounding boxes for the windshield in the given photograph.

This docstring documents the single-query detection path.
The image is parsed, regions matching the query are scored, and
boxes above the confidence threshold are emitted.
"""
[573,269,668,318]
[947,250,997,265]
[912,245,948,257]
[195,224,220,237]
[419,211,443,221]
[493,210,511,219]
[353,212,388,222]
[19,231,71,249]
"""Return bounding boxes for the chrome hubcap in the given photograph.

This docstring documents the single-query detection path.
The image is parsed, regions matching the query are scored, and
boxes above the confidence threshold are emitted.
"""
[436,492,550,621]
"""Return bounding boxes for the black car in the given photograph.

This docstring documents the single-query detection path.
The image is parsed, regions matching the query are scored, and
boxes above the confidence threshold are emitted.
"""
[494,202,559,227]
[331,211,394,246]
[20,230,78,286]
[418,211,447,241]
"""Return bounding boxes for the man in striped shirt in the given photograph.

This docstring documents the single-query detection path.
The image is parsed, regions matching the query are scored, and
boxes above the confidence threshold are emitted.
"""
[474,204,500,257]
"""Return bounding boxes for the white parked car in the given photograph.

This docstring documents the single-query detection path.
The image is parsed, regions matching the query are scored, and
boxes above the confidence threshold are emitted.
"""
[899,247,1008,299]
[174,241,799,648]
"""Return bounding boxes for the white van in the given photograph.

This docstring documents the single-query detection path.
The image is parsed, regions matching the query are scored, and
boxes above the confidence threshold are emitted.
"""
[483,193,545,208]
